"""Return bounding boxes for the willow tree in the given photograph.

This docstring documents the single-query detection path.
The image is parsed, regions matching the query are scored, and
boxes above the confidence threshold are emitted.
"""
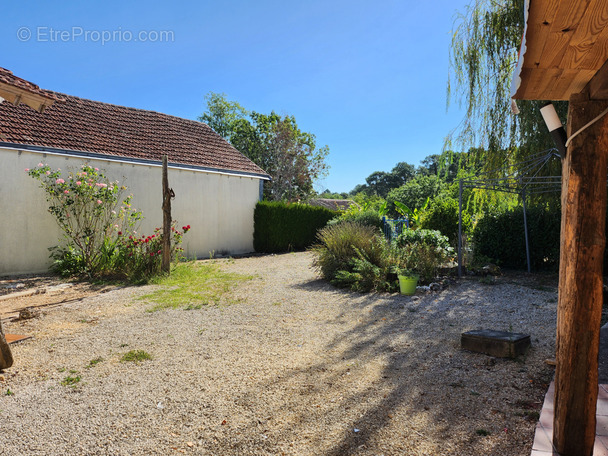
[447,0,567,176]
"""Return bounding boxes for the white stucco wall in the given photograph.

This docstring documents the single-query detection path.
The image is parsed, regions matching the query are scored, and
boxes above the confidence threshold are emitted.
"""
[0,147,262,275]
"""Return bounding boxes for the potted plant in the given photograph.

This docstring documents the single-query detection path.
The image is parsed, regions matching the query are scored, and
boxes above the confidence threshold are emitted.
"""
[397,269,419,295]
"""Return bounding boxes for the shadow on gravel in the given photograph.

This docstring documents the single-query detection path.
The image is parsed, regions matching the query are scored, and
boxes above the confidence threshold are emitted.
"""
[245,278,553,455]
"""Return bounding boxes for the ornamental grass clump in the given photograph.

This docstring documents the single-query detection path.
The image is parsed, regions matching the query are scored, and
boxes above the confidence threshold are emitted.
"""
[312,222,453,293]
[311,222,381,281]
[27,163,189,281]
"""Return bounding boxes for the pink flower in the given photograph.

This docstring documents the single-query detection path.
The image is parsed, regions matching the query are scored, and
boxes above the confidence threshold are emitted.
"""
[64,190,69,194]
[38,163,43,167]
[45,171,50,175]
[97,199,102,204]
[95,183,107,188]
[56,178,65,184]
[95,168,99,171]
[24,168,29,172]
[76,181,81,185]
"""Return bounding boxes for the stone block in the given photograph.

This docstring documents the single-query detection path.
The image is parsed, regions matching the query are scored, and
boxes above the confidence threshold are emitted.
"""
[461,329,531,358]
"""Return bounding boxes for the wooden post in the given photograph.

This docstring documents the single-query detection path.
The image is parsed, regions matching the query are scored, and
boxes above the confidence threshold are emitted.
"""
[161,155,172,274]
[553,91,608,455]
[0,319,13,370]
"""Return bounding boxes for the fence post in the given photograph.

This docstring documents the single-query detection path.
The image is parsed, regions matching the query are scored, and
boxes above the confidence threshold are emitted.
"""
[521,188,531,273]
[458,179,463,278]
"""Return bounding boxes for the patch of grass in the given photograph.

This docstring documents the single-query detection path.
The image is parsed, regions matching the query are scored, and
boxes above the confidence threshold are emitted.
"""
[475,428,491,436]
[57,367,66,373]
[61,375,81,387]
[85,357,104,369]
[120,350,152,363]
[140,262,252,312]
[184,304,202,311]
[5,388,14,396]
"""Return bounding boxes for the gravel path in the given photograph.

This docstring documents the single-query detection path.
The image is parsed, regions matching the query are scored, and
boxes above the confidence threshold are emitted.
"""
[0,252,557,455]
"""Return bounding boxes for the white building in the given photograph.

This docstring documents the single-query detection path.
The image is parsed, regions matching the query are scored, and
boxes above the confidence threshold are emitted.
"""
[0,68,270,275]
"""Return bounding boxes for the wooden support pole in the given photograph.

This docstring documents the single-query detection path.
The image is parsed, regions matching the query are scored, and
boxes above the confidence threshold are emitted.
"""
[0,318,13,370]
[554,92,608,455]
[161,155,172,274]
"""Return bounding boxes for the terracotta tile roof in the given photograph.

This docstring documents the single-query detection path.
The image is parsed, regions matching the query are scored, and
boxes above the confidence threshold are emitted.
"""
[0,67,62,102]
[0,90,269,178]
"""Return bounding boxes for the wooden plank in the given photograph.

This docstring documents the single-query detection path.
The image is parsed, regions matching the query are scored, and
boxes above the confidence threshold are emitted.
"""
[522,0,561,69]
[566,69,600,95]
[553,91,608,456]
[587,57,608,99]
[581,27,608,68]
[5,334,31,344]
[560,0,608,69]
[536,0,589,68]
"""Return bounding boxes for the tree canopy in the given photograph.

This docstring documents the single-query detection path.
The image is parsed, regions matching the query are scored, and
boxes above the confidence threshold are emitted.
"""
[199,93,329,201]
[447,0,567,174]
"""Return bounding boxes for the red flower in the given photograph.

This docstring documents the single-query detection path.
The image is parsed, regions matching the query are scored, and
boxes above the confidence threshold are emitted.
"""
[118,231,122,236]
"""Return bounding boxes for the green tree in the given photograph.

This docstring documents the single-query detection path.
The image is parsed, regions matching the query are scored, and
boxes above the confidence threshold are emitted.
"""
[447,0,568,172]
[198,92,248,141]
[200,93,329,201]
[386,174,446,215]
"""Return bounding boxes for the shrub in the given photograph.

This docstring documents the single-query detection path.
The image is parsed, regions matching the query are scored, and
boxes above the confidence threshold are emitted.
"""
[311,222,382,281]
[331,240,410,292]
[328,208,383,230]
[396,229,453,283]
[28,163,189,280]
[472,205,561,270]
[419,197,472,247]
[396,228,451,250]
[254,201,338,253]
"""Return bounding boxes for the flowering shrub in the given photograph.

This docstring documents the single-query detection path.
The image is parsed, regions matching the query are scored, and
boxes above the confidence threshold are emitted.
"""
[116,223,191,280]
[27,163,189,280]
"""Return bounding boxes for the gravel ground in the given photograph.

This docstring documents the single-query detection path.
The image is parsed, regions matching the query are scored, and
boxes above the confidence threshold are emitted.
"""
[0,252,557,455]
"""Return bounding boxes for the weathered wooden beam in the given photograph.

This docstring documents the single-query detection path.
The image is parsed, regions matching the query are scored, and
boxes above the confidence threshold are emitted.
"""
[161,155,172,274]
[0,319,14,370]
[587,58,608,100]
[554,91,608,455]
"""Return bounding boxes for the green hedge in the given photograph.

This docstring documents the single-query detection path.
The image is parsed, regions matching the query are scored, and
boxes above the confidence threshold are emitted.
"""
[253,201,339,253]
[472,205,561,270]
[419,197,472,248]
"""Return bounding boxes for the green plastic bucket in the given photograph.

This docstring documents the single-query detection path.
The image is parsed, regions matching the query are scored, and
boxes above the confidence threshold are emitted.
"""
[398,274,419,295]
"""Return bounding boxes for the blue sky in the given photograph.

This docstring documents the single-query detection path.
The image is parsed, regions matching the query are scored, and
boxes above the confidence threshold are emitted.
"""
[3,0,470,193]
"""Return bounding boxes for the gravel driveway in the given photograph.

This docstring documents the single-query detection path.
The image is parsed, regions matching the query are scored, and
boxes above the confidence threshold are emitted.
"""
[0,252,557,455]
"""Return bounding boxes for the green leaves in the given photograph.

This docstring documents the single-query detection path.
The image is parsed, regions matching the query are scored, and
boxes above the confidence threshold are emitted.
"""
[199,93,329,201]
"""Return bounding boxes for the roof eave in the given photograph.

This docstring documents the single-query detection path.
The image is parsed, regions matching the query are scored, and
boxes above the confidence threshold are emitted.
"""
[0,142,271,181]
